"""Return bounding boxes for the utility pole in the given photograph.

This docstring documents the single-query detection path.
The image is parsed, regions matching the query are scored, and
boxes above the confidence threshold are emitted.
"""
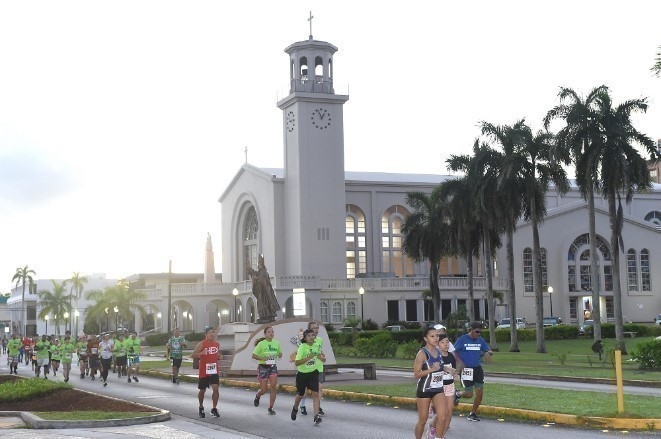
[167,259,172,334]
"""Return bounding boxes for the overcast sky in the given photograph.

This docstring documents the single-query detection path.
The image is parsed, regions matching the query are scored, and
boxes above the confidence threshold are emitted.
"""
[1,1,660,291]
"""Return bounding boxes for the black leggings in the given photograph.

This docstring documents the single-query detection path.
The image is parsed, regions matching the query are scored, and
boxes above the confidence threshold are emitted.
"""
[100,358,112,381]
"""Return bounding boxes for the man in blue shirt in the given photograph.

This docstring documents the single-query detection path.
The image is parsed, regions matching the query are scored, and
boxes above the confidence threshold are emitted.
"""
[453,321,493,422]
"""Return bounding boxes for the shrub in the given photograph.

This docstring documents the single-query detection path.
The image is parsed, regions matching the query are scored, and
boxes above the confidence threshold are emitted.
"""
[354,332,398,357]
[400,340,422,359]
[362,319,379,330]
[145,332,170,347]
[324,323,335,333]
[631,339,661,370]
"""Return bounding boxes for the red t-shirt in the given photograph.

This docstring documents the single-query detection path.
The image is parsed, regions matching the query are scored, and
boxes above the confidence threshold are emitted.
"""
[198,338,220,378]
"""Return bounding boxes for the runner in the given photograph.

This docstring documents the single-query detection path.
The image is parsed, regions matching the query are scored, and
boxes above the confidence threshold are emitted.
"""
[21,335,31,365]
[34,334,51,379]
[7,333,22,374]
[126,331,142,383]
[299,321,325,416]
[60,335,76,383]
[166,327,188,384]
[438,332,458,438]
[113,333,128,379]
[87,334,100,381]
[99,333,114,386]
[50,339,62,376]
[453,321,494,422]
[251,326,282,415]
[291,329,325,425]
[191,326,222,418]
[77,335,89,378]
[413,326,445,439]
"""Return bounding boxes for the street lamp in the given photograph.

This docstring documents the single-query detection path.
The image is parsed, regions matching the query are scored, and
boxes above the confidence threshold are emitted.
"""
[45,315,49,335]
[547,286,554,317]
[232,288,239,322]
[63,312,69,335]
[359,287,365,328]
[156,312,162,332]
[74,310,79,337]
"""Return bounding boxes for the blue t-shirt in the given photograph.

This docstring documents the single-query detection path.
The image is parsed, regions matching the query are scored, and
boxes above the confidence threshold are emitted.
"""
[454,334,490,367]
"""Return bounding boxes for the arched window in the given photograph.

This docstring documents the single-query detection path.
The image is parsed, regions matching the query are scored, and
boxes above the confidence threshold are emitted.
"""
[641,249,651,291]
[346,205,367,278]
[315,56,323,78]
[381,205,414,277]
[644,211,661,225]
[627,249,638,292]
[320,302,329,323]
[346,301,356,319]
[567,234,612,292]
[299,56,308,82]
[242,205,259,280]
[332,301,343,324]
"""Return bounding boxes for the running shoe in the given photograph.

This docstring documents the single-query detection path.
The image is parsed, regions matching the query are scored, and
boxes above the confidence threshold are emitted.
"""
[127,378,132,383]
[300,406,307,416]
[318,407,325,416]
[290,407,298,421]
[103,381,107,387]
[454,391,460,407]
[199,407,205,418]
[172,377,176,384]
[467,412,480,422]
[80,374,84,379]
[64,378,69,383]
[132,376,139,382]
[91,376,95,381]
[210,408,220,418]
[314,415,322,425]
[254,395,260,407]
[267,408,276,415]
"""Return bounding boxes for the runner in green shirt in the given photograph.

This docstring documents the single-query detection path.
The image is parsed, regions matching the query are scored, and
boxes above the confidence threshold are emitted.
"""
[50,339,62,376]
[113,333,128,379]
[291,329,325,425]
[299,321,326,416]
[34,335,51,379]
[166,327,188,384]
[251,326,282,415]
[60,335,76,383]
[76,336,89,379]
[7,333,22,374]
[127,331,142,383]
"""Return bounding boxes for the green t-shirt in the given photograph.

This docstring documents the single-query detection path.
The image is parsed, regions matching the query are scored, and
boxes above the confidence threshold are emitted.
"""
[313,336,324,372]
[35,341,51,360]
[76,341,88,358]
[60,342,76,363]
[295,342,322,373]
[113,339,128,357]
[50,345,62,361]
[8,338,22,356]
[167,336,187,359]
[252,339,281,365]
[127,337,141,356]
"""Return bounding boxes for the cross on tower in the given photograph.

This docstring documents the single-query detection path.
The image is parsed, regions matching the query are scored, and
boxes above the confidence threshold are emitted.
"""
[307,11,314,40]
[244,146,248,163]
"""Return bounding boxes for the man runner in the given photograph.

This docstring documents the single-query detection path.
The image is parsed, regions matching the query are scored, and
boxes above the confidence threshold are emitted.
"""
[60,335,76,383]
[34,334,51,379]
[127,331,142,383]
[166,327,188,384]
[7,333,22,374]
[191,326,222,418]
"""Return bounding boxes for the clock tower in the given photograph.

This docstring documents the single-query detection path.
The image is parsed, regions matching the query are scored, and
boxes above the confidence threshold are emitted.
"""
[277,35,349,277]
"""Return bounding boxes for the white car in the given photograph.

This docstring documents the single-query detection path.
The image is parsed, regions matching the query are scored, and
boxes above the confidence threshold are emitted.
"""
[496,317,528,330]
[655,314,661,325]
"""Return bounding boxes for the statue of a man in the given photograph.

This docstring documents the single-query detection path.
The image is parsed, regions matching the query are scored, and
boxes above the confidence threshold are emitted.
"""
[246,255,280,323]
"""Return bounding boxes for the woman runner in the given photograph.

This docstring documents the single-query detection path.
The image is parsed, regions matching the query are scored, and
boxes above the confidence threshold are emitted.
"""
[414,326,446,439]
[251,326,282,415]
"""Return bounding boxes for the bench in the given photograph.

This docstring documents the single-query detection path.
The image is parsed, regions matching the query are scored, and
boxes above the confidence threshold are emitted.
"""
[325,363,377,380]
[623,331,637,338]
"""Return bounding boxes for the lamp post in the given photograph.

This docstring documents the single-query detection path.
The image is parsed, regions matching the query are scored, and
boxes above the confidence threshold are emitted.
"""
[232,288,239,322]
[45,315,49,335]
[359,287,365,328]
[114,306,119,331]
[156,312,162,332]
[74,310,79,337]
[548,286,554,317]
[63,312,69,335]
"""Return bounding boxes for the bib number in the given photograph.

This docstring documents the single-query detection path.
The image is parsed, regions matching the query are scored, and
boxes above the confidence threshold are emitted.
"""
[265,355,276,365]
[305,359,316,367]
[426,371,444,390]
[461,367,474,381]
[91,348,98,355]
[65,353,73,359]
[206,362,218,375]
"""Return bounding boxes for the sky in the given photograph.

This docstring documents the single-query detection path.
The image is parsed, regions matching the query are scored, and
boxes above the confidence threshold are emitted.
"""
[1,1,660,291]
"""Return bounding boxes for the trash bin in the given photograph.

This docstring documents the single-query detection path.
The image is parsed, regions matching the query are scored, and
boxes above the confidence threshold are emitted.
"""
[193,357,199,369]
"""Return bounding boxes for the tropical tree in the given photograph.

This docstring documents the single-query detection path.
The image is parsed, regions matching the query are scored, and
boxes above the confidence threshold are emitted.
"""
[402,186,449,323]
[68,272,88,333]
[12,265,36,336]
[544,85,608,341]
[86,282,147,333]
[652,45,661,77]
[594,91,658,353]
[38,280,70,336]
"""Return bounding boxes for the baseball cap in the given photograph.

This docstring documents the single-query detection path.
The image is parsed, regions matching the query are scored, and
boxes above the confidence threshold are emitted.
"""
[434,324,447,331]
[469,321,484,330]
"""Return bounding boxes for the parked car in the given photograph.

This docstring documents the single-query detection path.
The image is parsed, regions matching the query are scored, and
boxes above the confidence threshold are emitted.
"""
[542,317,563,327]
[338,327,363,333]
[655,314,661,325]
[496,317,528,330]
[385,325,403,332]
[579,319,595,335]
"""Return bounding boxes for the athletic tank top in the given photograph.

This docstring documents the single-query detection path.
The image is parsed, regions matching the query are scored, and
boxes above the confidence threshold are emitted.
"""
[416,347,444,394]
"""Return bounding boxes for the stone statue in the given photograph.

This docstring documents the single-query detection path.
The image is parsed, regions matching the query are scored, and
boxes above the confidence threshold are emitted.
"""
[246,255,280,323]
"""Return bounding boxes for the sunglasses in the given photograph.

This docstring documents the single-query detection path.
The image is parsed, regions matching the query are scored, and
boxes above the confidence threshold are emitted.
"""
[474,330,482,334]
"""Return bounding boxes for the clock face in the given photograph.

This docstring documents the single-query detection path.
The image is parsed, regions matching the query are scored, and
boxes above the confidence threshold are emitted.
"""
[311,107,331,129]
[286,110,296,132]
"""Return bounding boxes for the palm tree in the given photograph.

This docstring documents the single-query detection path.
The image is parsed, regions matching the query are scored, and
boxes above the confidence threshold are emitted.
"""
[402,187,449,323]
[594,91,658,353]
[38,280,70,336]
[447,140,503,350]
[480,119,528,352]
[652,45,661,77]
[69,272,88,333]
[86,282,147,333]
[12,265,36,336]
[545,85,608,341]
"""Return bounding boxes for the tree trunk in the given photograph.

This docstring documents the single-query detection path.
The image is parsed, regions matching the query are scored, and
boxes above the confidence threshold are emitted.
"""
[532,200,546,353]
[466,249,475,322]
[429,259,441,323]
[587,188,602,340]
[608,194,626,354]
[483,225,498,351]
[506,228,519,351]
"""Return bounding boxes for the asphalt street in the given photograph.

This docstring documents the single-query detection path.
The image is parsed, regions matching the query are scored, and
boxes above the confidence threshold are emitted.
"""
[1,355,660,438]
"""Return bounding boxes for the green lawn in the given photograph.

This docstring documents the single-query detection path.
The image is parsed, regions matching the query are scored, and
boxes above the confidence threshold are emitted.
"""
[335,337,661,382]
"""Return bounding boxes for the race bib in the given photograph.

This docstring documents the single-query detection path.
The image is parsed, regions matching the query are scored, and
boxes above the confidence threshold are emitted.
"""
[461,367,474,381]
[306,359,316,367]
[443,372,453,381]
[206,362,218,375]
[265,355,276,365]
[426,371,444,390]
[91,348,98,354]
[65,353,73,359]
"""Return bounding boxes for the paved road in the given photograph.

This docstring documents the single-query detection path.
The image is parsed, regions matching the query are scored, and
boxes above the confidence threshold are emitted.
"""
[2,357,660,438]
